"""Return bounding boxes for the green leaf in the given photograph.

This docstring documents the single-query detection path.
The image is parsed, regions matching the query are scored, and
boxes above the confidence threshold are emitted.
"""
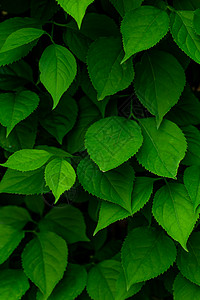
[0,60,33,90]
[35,145,73,158]
[110,0,144,17]
[85,116,143,172]
[177,232,200,286]
[45,158,76,202]
[87,37,134,100]
[22,231,68,298]
[166,84,200,126]
[56,0,94,28]
[40,94,78,144]
[121,6,169,62]
[194,9,200,35]
[184,166,200,211]
[48,264,87,300]
[121,227,177,288]
[173,0,200,10]
[0,149,53,171]
[87,260,121,300]
[0,17,41,66]
[39,205,89,243]
[39,44,77,109]
[134,50,186,127]
[0,90,39,136]
[170,10,200,64]
[173,273,200,300]
[152,183,198,251]
[94,177,155,235]
[25,195,44,216]
[0,28,44,53]
[0,224,24,264]
[77,157,135,212]
[136,118,187,178]
[0,206,31,229]
[182,125,200,166]
[0,269,30,300]
[0,168,47,195]
[30,0,59,22]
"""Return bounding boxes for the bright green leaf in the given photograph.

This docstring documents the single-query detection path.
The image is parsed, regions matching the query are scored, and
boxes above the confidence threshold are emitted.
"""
[56,0,94,28]
[45,158,76,202]
[39,44,77,109]
[0,90,39,136]
[77,157,135,212]
[173,273,200,300]
[121,227,177,288]
[184,166,200,211]
[0,206,31,229]
[134,50,186,127]
[136,118,187,178]
[0,269,30,300]
[85,116,143,172]
[121,6,169,62]
[152,183,198,251]
[22,231,68,298]
[87,37,134,100]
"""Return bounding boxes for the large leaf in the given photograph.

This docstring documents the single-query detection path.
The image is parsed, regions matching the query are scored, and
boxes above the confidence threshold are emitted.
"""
[56,0,94,28]
[39,205,89,243]
[39,44,77,109]
[110,0,144,17]
[121,227,177,288]
[0,90,39,136]
[40,93,78,144]
[0,149,53,171]
[0,168,47,195]
[182,125,200,166]
[173,273,200,300]
[85,116,143,171]
[22,231,68,298]
[87,37,134,100]
[184,166,200,211]
[0,269,30,300]
[0,224,24,264]
[94,177,155,234]
[49,264,87,300]
[177,232,200,286]
[121,6,169,62]
[77,157,135,212]
[134,50,186,127]
[152,183,198,250]
[170,10,200,64]
[45,158,76,202]
[136,118,187,178]
[0,206,31,229]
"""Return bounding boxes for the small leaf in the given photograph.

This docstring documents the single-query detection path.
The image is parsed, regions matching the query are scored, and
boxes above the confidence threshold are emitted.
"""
[0,168,47,195]
[152,183,199,251]
[39,205,89,243]
[0,269,30,300]
[0,90,39,136]
[136,118,187,178]
[0,28,44,53]
[48,264,87,300]
[0,206,31,229]
[45,158,76,202]
[39,44,77,109]
[134,50,186,127]
[173,273,200,300]
[0,149,53,171]
[177,232,200,286]
[121,6,169,62]
[0,224,24,264]
[121,227,177,288]
[87,37,134,100]
[77,157,135,212]
[184,166,200,211]
[170,10,200,64]
[56,0,94,28]
[182,125,200,166]
[22,231,68,298]
[85,116,143,172]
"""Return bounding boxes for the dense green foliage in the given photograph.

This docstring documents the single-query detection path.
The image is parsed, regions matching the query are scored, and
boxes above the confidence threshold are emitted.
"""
[0,0,200,299]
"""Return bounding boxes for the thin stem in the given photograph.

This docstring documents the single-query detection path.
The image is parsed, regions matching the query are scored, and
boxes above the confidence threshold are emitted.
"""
[45,32,55,45]
[48,21,69,28]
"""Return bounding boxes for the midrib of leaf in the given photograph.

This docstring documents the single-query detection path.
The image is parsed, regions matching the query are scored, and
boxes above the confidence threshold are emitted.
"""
[37,238,47,294]
[146,53,158,112]
[96,266,115,300]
